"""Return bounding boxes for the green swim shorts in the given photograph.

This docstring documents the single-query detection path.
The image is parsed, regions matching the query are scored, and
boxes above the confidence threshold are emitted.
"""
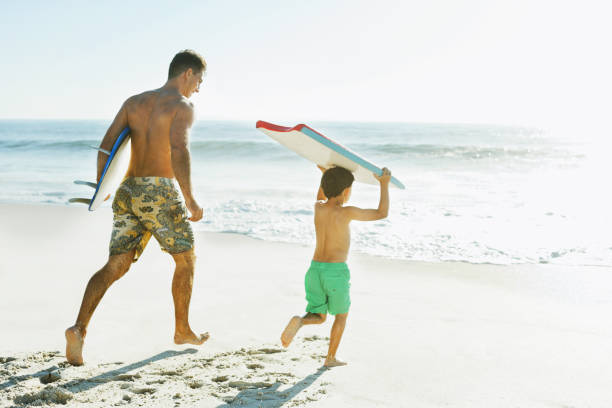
[305,261,351,315]
[109,177,194,262]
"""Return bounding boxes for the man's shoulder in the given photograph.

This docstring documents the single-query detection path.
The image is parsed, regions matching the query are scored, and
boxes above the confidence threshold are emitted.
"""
[128,89,156,102]
[120,90,155,111]
[175,97,194,112]
[171,98,194,124]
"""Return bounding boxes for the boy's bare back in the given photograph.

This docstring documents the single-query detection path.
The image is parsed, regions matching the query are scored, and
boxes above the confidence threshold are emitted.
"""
[313,202,352,263]
[312,167,392,263]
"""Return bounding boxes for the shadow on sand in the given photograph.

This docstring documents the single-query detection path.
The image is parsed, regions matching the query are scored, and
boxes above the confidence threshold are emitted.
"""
[0,364,64,392]
[0,348,197,393]
[216,366,327,407]
[62,348,198,393]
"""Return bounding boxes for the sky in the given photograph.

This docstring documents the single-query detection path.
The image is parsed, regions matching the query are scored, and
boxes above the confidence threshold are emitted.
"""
[0,0,610,128]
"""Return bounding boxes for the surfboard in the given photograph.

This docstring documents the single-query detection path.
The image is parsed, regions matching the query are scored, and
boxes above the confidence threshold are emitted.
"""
[70,127,131,211]
[256,121,405,189]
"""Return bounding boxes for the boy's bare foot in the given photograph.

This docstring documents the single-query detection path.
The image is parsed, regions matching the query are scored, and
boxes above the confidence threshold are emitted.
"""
[65,326,84,366]
[281,316,303,347]
[324,357,347,367]
[174,331,210,345]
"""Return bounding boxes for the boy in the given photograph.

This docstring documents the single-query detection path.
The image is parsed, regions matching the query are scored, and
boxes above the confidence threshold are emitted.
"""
[281,165,392,367]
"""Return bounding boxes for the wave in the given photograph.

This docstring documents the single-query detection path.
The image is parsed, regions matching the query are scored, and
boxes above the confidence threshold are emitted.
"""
[190,140,284,157]
[0,139,98,150]
[350,143,582,160]
[0,138,582,162]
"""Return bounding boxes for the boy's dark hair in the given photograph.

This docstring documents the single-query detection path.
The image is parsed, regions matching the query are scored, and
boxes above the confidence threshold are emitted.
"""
[168,50,207,79]
[321,167,354,198]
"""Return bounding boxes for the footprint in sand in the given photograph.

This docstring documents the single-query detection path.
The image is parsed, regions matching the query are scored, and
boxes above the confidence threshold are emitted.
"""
[39,371,61,384]
[14,386,74,405]
[247,363,264,370]
[188,380,205,389]
[113,373,141,382]
[131,387,157,395]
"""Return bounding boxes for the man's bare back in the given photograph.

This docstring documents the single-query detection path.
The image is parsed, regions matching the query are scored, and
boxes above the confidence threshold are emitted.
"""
[96,68,203,221]
[124,89,191,178]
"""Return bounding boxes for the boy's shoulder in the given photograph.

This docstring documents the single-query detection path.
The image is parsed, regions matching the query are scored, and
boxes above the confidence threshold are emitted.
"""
[314,201,354,218]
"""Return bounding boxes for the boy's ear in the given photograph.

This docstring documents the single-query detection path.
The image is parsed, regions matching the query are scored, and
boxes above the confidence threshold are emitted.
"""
[343,186,352,199]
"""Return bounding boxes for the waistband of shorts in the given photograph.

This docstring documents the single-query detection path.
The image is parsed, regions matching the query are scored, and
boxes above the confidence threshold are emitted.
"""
[122,177,177,187]
[310,260,349,270]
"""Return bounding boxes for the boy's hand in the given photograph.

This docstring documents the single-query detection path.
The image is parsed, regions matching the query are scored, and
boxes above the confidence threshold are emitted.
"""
[317,164,327,173]
[374,167,392,185]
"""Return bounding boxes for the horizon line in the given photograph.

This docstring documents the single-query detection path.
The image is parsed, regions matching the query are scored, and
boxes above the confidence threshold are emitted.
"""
[0,117,543,129]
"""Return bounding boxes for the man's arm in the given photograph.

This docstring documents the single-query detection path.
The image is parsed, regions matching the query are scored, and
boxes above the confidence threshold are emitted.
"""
[169,101,203,222]
[343,168,391,221]
[97,101,129,182]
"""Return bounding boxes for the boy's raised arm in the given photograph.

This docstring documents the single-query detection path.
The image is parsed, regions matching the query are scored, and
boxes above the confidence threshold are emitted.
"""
[344,167,391,221]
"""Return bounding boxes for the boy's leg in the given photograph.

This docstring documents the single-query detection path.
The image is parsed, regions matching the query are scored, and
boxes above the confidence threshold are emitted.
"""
[324,313,348,367]
[321,263,350,367]
[281,313,326,347]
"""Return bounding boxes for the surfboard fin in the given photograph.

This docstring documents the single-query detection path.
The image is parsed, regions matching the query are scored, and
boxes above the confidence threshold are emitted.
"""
[90,146,111,155]
[74,180,97,189]
[68,198,92,205]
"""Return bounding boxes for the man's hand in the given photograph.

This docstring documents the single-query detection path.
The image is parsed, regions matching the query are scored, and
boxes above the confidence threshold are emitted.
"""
[317,164,328,173]
[374,167,392,185]
[186,200,204,222]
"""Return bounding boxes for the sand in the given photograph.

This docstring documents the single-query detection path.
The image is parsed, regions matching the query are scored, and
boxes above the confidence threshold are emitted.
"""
[1,204,612,407]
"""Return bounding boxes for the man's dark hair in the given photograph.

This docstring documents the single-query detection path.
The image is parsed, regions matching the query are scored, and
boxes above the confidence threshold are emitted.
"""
[168,50,207,79]
[321,167,354,198]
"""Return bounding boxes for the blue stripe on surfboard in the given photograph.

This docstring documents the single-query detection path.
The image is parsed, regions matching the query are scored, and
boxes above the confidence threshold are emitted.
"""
[89,127,131,211]
[298,126,406,190]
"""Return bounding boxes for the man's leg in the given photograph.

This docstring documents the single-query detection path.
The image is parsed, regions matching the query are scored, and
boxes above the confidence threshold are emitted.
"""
[324,313,348,367]
[281,313,326,347]
[170,248,209,345]
[65,250,136,366]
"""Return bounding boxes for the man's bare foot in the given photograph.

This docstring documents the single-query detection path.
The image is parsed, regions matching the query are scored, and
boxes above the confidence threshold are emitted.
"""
[324,357,347,367]
[65,326,84,366]
[174,330,210,345]
[281,316,303,347]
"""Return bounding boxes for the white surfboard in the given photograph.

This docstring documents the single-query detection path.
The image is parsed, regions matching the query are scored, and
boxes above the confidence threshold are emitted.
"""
[70,127,131,211]
[256,121,405,189]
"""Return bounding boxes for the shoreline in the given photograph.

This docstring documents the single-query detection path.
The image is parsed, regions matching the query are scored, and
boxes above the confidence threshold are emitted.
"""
[1,201,606,269]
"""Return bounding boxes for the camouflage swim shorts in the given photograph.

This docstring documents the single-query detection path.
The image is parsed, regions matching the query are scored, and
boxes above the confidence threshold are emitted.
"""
[109,177,194,262]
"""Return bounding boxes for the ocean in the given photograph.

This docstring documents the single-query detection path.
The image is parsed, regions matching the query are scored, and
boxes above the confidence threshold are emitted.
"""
[0,119,608,266]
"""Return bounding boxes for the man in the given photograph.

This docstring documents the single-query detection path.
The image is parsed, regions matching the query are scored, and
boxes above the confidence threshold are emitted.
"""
[65,50,208,366]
